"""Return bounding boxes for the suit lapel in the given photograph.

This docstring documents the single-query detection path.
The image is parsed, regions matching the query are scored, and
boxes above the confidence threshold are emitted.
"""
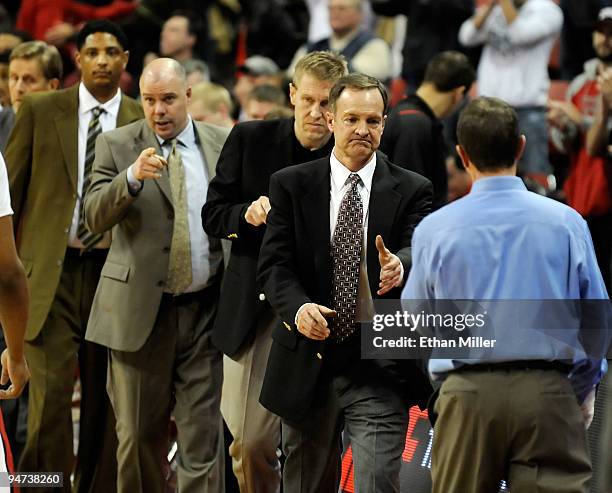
[299,159,331,302]
[116,94,141,127]
[366,153,401,298]
[53,86,79,193]
[135,123,173,205]
[271,118,295,174]
[193,121,222,180]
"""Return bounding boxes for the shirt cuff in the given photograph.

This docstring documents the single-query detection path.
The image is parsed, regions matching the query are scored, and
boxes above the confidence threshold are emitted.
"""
[126,165,144,196]
[295,303,310,326]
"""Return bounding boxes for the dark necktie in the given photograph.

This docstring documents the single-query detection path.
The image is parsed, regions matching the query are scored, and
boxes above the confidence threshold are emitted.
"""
[330,173,363,341]
[77,106,104,250]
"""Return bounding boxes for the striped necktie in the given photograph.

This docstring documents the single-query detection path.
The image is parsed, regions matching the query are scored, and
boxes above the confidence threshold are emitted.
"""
[77,106,104,250]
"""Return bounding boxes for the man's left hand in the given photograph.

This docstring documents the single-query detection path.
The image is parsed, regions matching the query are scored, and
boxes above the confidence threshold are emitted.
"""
[376,235,402,295]
[580,387,596,429]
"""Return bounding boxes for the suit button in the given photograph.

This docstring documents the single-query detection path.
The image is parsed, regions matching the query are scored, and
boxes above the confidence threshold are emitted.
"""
[157,280,165,287]
[167,213,174,220]
[316,352,322,360]
[259,293,266,301]
[162,246,170,253]
[64,228,69,234]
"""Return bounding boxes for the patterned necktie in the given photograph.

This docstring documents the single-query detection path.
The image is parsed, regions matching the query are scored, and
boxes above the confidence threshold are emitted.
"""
[77,106,105,250]
[330,173,363,341]
[165,139,193,294]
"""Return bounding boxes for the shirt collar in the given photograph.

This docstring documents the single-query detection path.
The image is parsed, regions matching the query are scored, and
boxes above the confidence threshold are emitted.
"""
[470,176,527,194]
[330,148,376,193]
[78,82,121,118]
[155,116,196,147]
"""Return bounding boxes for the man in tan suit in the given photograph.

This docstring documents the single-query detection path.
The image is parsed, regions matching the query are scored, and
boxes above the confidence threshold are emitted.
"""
[5,20,143,493]
[84,58,229,493]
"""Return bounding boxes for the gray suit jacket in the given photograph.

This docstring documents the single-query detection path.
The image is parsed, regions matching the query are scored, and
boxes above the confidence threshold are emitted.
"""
[84,118,230,351]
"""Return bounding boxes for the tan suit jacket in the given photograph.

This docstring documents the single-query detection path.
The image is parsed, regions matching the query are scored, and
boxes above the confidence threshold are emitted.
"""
[84,119,230,352]
[5,84,143,341]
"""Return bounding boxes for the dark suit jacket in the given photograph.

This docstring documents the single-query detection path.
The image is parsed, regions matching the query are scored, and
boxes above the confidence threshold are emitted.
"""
[257,152,433,422]
[5,85,143,341]
[201,117,333,357]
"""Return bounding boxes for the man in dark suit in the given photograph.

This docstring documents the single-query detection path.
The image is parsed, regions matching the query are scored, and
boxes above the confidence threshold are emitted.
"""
[257,73,433,492]
[202,51,348,492]
[5,20,142,493]
[84,58,229,493]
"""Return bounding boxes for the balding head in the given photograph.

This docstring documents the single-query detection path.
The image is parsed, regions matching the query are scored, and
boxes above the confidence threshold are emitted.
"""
[140,57,191,140]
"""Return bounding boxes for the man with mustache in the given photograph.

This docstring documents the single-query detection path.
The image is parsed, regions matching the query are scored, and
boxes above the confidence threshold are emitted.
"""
[257,73,433,492]
[459,0,563,179]
[202,51,347,493]
[5,20,142,492]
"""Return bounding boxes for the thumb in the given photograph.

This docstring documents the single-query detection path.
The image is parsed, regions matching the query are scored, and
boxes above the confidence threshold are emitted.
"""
[318,305,337,318]
[376,235,390,258]
[143,147,156,157]
[0,364,8,386]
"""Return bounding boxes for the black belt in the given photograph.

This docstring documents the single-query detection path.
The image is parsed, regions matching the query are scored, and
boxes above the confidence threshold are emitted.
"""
[161,286,213,306]
[454,360,572,374]
[65,247,108,260]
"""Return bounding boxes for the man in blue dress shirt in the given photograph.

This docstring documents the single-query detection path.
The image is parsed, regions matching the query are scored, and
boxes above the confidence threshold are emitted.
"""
[402,96,611,493]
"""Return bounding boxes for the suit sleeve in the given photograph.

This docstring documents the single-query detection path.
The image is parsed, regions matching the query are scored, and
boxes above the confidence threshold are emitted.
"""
[84,133,136,233]
[257,172,310,323]
[202,124,262,243]
[396,178,433,279]
[5,97,34,233]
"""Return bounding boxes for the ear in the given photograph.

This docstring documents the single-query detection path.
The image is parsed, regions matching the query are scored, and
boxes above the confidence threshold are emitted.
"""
[515,134,527,162]
[74,51,82,71]
[122,50,130,70]
[186,85,192,103]
[47,78,60,91]
[289,82,297,107]
[456,144,471,170]
[326,110,335,133]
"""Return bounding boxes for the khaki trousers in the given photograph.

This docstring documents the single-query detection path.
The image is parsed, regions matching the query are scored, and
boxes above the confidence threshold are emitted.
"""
[107,286,224,493]
[221,308,281,493]
[432,369,592,493]
[20,250,117,493]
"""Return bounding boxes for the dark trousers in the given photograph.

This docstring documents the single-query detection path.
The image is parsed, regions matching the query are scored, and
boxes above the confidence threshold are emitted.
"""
[281,359,409,493]
[20,249,117,493]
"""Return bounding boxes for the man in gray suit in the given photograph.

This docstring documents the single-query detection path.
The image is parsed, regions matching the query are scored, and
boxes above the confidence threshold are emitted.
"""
[83,58,229,493]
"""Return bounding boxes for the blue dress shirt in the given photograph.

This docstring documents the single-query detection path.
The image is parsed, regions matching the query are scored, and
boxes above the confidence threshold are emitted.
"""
[402,176,610,402]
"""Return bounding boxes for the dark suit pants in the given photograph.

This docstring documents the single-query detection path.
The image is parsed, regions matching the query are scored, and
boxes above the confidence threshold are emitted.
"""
[20,249,117,493]
[432,369,592,493]
[281,359,409,493]
[107,286,224,493]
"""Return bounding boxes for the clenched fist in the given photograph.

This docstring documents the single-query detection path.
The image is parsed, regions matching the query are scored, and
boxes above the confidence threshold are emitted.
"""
[131,147,167,181]
[245,196,271,226]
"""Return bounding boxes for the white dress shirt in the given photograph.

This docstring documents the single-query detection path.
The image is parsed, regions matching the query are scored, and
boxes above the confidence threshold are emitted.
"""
[0,152,12,218]
[458,0,563,107]
[68,83,121,248]
[138,117,212,293]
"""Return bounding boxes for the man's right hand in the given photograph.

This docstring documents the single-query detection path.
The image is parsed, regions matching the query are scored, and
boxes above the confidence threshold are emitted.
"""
[0,349,29,400]
[245,196,271,226]
[296,303,337,340]
[131,147,167,181]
